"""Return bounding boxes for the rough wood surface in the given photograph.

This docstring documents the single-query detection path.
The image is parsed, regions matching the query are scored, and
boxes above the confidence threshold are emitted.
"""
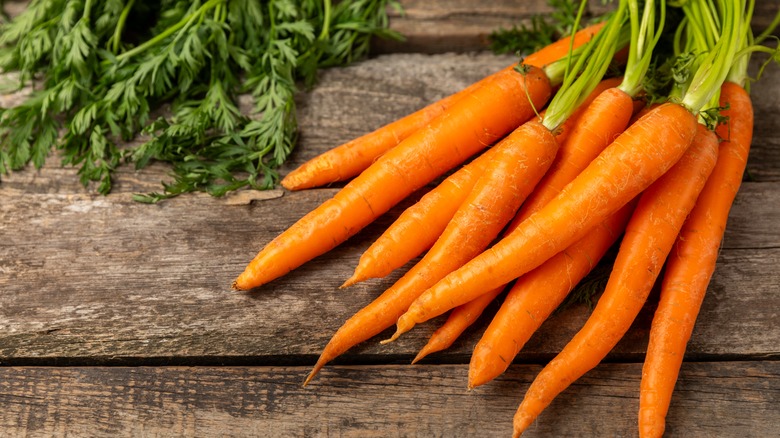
[1,2,779,436]
[0,362,777,437]
[1,184,778,363]
[374,0,780,54]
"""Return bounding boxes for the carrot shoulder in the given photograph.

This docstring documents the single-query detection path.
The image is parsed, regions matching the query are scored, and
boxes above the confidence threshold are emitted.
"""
[305,119,559,384]
[280,22,606,191]
[233,66,551,291]
[512,123,719,436]
[391,102,699,338]
[638,82,753,438]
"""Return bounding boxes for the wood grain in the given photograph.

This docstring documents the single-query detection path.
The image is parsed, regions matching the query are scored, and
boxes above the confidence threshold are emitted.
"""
[1,184,778,363]
[374,0,780,54]
[0,363,777,437]
[1,2,778,436]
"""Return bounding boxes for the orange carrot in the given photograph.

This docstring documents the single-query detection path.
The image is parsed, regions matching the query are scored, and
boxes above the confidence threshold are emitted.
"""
[412,288,502,364]
[344,77,624,287]
[638,81,753,438]
[463,87,645,385]
[389,102,699,340]
[233,66,551,291]
[340,143,494,288]
[280,22,606,191]
[304,119,559,384]
[409,78,632,359]
[468,202,635,388]
[512,124,719,436]
[511,86,636,227]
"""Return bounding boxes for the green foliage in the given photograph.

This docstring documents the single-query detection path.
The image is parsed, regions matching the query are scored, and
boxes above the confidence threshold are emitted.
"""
[488,0,585,56]
[0,0,401,200]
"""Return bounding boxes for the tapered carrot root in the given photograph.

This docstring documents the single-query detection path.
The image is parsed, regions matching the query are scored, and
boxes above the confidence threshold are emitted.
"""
[391,102,699,339]
[413,288,501,364]
[344,77,624,287]
[305,119,559,384]
[280,22,606,191]
[233,66,551,291]
[468,202,635,389]
[639,82,753,438]
[512,124,719,436]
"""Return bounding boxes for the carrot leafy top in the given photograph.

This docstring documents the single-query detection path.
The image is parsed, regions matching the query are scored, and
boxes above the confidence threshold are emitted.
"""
[540,0,629,132]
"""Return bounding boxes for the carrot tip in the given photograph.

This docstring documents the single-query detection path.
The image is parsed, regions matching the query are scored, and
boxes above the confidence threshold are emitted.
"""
[411,349,428,364]
[303,364,322,387]
[230,280,242,291]
[339,273,362,289]
[379,330,402,345]
[512,412,534,438]
[279,175,298,191]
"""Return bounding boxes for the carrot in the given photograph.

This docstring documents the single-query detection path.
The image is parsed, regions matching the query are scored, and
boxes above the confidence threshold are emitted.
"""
[445,81,643,377]
[343,76,624,287]
[511,85,636,229]
[412,288,502,364]
[388,0,743,345]
[339,141,494,288]
[468,202,635,388]
[409,76,631,359]
[463,86,646,386]
[512,123,719,436]
[388,101,699,340]
[638,81,753,438]
[304,119,559,385]
[280,22,606,191]
[232,65,551,291]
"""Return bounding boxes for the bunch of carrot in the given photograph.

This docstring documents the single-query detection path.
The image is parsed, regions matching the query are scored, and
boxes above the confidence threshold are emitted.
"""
[232,0,775,435]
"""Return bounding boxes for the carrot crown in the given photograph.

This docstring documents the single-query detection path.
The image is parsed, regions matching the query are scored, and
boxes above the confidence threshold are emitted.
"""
[731,1,780,89]
[679,0,745,114]
[617,0,666,97]
[541,0,629,131]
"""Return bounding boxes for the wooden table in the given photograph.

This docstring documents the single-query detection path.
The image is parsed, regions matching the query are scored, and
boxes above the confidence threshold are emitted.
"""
[1,2,779,436]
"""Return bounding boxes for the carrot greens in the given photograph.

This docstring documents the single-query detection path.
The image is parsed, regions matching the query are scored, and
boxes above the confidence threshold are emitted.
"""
[0,0,400,200]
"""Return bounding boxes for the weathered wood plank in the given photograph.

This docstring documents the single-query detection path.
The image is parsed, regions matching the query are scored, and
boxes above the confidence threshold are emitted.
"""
[1,184,778,363]
[0,362,777,437]
[376,0,780,54]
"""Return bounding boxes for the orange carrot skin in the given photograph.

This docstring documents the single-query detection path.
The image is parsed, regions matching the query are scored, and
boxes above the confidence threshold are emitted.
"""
[467,86,638,387]
[410,77,630,356]
[281,98,459,190]
[512,124,719,436]
[394,102,699,334]
[342,143,494,287]
[413,288,502,364]
[638,82,753,438]
[305,120,559,383]
[468,202,635,388]
[280,22,606,191]
[345,77,624,287]
[233,67,551,291]
[512,86,635,226]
